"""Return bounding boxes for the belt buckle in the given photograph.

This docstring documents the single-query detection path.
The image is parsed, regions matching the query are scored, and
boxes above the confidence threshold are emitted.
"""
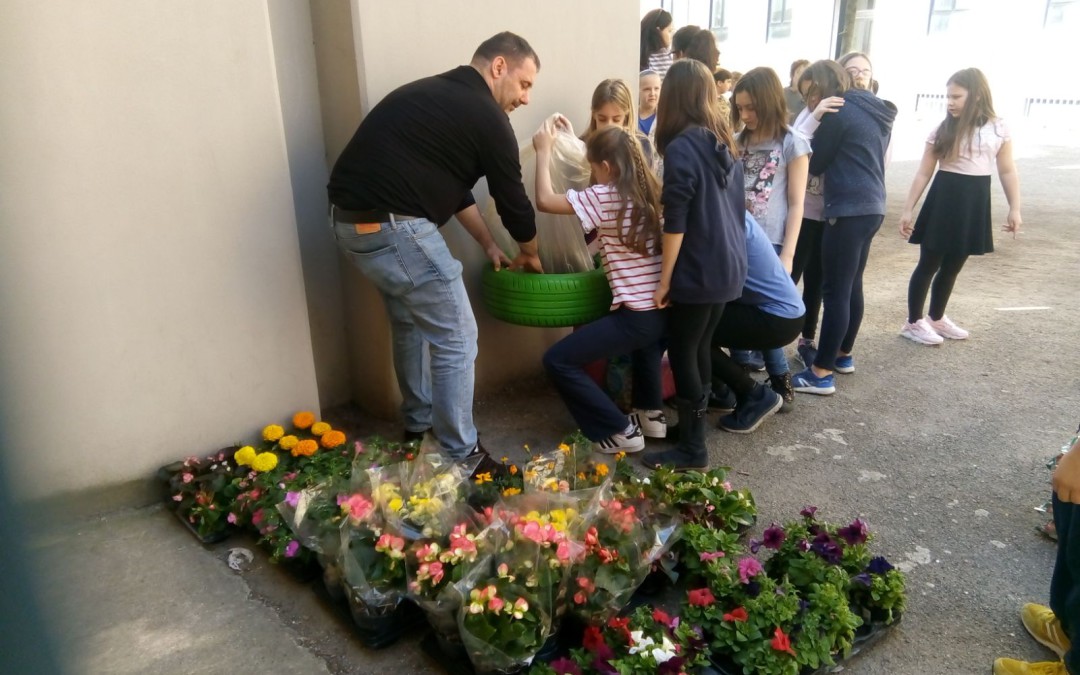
[354,222,382,235]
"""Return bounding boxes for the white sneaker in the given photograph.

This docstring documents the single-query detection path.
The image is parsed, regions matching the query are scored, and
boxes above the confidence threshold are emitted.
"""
[926,315,969,340]
[900,318,944,345]
[631,409,667,439]
[593,424,645,454]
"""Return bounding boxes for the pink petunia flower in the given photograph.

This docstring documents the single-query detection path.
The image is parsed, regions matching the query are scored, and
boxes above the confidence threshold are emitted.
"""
[738,556,764,584]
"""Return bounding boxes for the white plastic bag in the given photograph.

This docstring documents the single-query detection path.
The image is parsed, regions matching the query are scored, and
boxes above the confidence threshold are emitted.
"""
[485,114,595,274]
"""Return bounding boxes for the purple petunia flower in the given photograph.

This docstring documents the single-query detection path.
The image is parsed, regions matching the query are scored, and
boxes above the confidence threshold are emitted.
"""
[763,524,786,550]
[811,538,843,565]
[800,506,818,519]
[797,539,810,552]
[749,538,762,554]
[837,518,869,546]
[284,540,300,558]
[746,581,762,597]
[285,491,301,508]
[852,573,873,587]
[867,556,895,575]
[549,657,582,675]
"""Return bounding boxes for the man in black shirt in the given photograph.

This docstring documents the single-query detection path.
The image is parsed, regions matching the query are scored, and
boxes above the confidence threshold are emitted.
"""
[327,32,542,466]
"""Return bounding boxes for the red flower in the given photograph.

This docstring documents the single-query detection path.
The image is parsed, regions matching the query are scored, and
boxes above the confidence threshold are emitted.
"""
[771,627,796,656]
[722,607,748,622]
[652,608,673,626]
[687,588,716,607]
[607,616,632,642]
[583,625,607,654]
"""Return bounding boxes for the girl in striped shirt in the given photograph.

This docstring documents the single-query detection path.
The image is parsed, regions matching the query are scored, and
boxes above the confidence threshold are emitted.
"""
[533,125,667,454]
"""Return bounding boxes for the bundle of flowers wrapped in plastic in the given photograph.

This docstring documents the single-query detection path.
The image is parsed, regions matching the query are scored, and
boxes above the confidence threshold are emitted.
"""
[276,480,350,597]
[374,450,470,540]
[404,505,487,655]
[522,438,614,496]
[338,482,408,624]
[454,554,552,674]
[568,498,679,625]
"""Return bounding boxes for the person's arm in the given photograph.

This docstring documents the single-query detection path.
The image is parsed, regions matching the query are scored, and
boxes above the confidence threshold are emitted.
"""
[1053,433,1080,504]
[898,143,939,239]
[481,113,542,272]
[779,153,808,273]
[532,126,575,216]
[806,110,843,176]
[455,204,513,271]
[996,139,1022,239]
[654,232,683,309]
[794,96,844,138]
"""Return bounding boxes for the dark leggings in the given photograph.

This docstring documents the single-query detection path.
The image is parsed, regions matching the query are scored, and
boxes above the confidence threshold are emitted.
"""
[1052,493,1080,674]
[711,304,805,398]
[668,302,725,404]
[814,214,882,372]
[791,218,825,341]
[906,246,969,324]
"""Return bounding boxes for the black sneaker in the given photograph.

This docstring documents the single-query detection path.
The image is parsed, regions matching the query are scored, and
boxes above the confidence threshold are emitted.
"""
[796,339,817,369]
[708,387,737,414]
[403,428,431,445]
[464,440,509,480]
[718,384,783,434]
[768,372,795,413]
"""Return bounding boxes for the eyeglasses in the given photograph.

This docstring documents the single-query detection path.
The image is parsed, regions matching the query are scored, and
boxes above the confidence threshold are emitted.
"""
[846,67,872,77]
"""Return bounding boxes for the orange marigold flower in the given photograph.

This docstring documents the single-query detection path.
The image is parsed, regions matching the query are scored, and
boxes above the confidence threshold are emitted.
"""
[321,430,346,449]
[293,439,319,457]
[292,411,316,429]
[311,421,331,436]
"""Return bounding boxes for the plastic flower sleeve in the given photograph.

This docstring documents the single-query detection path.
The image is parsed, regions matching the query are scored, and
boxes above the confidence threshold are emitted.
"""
[454,553,552,674]
[391,453,470,540]
[339,491,407,618]
[484,113,594,274]
[275,481,346,556]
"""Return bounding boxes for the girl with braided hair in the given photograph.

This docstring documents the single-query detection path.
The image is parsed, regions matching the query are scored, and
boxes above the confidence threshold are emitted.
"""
[532,125,667,453]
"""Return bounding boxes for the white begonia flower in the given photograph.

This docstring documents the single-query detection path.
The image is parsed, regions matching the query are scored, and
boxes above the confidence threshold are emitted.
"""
[627,631,655,655]
[651,636,678,663]
[642,477,651,485]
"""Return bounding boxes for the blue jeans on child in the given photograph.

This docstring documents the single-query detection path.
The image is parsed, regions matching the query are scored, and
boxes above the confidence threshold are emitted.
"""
[543,306,667,441]
[333,216,477,459]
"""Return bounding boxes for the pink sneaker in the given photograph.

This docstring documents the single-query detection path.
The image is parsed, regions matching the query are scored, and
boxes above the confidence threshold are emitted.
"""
[900,318,944,345]
[926,315,969,340]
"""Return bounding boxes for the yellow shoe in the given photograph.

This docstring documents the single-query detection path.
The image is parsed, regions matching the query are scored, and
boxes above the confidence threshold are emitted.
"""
[1022,603,1072,658]
[993,657,1066,675]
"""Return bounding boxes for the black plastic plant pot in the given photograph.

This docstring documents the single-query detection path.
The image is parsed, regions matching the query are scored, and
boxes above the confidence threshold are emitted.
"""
[170,508,232,545]
[280,555,322,582]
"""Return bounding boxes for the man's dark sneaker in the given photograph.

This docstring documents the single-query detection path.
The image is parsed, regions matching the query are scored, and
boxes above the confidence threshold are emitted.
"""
[797,339,817,369]
[403,428,430,445]
[464,440,510,480]
[768,372,795,413]
[708,386,737,414]
[718,384,783,434]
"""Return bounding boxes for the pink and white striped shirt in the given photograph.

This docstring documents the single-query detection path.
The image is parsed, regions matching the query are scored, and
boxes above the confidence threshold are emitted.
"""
[566,184,662,312]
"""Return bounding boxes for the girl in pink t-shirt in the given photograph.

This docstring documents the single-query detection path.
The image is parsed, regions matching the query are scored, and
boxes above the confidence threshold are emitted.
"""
[898,68,1022,345]
[533,125,667,454]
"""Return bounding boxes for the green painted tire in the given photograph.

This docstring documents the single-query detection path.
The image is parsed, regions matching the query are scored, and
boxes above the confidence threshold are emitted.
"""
[481,266,612,327]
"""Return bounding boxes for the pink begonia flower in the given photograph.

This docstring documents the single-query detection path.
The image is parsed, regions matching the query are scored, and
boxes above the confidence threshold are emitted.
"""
[520,520,542,543]
[284,540,300,558]
[428,561,444,585]
[172,494,183,502]
[737,556,764,584]
[344,494,373,522]
[252,509,265,526]
[556,540,573,563]
[181,473,194,484]
[699,551,725,562]
[285,491,300,508]
[573,591,587,605]
[227,513,237,524]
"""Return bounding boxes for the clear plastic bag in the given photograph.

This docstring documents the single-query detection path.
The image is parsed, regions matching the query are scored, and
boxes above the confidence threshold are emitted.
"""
[485,114,595,274]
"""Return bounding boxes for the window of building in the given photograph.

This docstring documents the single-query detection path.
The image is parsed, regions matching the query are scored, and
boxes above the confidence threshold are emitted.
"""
[1046,0,1079,26]
[927,0,970,34]
[711,0,728,41]
[768,0,793,40]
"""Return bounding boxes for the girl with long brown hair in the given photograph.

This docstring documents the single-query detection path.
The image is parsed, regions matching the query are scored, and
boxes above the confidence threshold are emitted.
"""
[643,59,747,471]
[898,67,1021,345]
[532,125,668,453]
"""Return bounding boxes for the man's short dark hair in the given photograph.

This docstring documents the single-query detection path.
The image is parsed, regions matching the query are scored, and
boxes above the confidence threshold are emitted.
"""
[713,68,733,82]
[472,32,540,70]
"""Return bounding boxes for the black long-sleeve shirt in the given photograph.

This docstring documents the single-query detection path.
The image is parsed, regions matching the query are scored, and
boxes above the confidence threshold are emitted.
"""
[327,66,536,242]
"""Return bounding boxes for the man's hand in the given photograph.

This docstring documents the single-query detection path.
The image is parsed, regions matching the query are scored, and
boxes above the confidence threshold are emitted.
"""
[1053,438,1080,504]
[485,242,512,270]
[510,250,543,273]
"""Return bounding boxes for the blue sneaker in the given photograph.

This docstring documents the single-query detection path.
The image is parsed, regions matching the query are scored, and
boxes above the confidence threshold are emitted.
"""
[732,349,766,372]
[834,354,855,374]
[792,367,835,395]
[718,384,784,434]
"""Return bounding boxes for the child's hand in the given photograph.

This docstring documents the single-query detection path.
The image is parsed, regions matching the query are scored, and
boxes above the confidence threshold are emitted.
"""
[1003,208,1022,239]
[653,282,670,309]
[532,126,556,153]
[552,114,574,136]
[898,211,914,239]
[812,96,844,121]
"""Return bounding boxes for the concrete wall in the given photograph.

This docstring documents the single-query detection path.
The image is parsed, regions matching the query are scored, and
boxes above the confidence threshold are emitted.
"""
[325,0,641,416]
[0,1,321,501]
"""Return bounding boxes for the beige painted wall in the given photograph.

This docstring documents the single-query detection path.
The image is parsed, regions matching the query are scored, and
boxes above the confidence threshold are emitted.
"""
[0,2,321,500]
[333,0,641,415]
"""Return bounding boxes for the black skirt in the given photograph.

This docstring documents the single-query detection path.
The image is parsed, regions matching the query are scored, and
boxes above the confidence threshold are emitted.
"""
[909,170,993,256]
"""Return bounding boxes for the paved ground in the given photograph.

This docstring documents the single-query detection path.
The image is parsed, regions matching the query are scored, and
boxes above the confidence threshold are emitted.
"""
[11,127,1080,675]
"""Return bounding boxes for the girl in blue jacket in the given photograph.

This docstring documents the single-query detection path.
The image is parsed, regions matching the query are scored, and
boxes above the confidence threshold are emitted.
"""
[643,59,748,471]
[791,60,896,396]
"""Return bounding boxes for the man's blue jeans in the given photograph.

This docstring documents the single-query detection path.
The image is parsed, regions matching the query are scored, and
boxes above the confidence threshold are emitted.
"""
[333,217,477,459]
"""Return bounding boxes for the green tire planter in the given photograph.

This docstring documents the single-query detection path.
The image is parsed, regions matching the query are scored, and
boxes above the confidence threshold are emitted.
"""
[481,266,612,328]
